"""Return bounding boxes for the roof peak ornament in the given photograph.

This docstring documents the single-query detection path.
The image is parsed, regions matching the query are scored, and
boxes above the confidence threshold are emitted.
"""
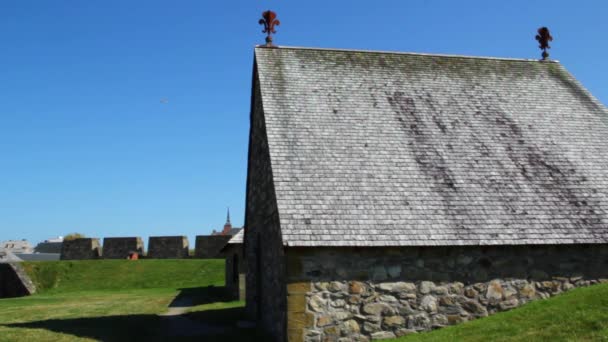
[535,27,553,60]
[259,10,280,47]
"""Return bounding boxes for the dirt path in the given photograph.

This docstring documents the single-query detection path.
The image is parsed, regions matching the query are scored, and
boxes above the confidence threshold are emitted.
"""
[158,294,228,337]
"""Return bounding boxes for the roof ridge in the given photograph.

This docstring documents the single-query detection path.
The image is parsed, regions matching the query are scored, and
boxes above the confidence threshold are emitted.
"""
[255,45,560,63]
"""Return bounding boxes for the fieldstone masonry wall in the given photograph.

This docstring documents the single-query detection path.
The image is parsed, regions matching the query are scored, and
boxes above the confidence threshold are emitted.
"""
[148,236,189,259]
[102,237,144,259]
[286,245,608,342]
[60,238,101,260]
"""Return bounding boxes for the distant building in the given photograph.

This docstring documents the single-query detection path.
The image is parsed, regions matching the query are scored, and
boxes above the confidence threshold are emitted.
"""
[211,209,242,236]
[45,236,64,243]
[1,240,33,254]
[34,237,64,254]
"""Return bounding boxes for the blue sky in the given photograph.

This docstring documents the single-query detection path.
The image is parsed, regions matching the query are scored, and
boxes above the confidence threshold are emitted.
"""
[1,1,606,245]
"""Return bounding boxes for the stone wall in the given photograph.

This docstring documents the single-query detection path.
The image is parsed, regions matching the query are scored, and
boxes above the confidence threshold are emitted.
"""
[0,263,36,298]
[60,238,101,260]
[194,235,231,259]
[225,243,247,300]
[147,236,189,259]
[285,245,608,342]
[245,71,287,341]
[102,237,144,259]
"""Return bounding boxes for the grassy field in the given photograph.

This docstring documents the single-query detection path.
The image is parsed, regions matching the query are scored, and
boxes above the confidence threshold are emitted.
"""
[4,261,608,341]
[392,282,608,342]
[0,259,251,341]
[21,259,224,293]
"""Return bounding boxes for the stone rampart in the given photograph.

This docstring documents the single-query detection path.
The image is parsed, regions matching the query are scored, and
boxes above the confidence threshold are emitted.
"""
[102,237,144,259]
[60,238,101,260]
[194,235,231,259]
[147,236,189,259]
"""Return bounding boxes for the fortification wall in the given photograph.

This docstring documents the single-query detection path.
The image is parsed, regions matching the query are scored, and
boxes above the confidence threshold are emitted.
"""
[60,238,101,260]
[102,237,144,259]
[147,236,189,259]
[194,235,231,259]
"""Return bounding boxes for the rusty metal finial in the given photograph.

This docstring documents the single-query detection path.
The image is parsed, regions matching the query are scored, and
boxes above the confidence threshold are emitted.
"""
[259,10,280,47]
[535,27,553,60]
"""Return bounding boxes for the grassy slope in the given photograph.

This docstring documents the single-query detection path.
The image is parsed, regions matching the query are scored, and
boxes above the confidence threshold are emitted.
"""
[393,283,608,342]
[21,259,224,293]
[0,259,229,341]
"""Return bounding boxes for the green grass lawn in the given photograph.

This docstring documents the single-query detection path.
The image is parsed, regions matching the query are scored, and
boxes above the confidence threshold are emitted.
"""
[0,259,250,341]
[0,288,177,341]
[21,259,225,293]
[4,260,608,341]
[391,282,608,342]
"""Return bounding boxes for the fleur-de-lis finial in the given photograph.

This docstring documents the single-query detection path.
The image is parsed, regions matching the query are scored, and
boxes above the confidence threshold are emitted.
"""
[259,10,280,47]
[535,27,553,60]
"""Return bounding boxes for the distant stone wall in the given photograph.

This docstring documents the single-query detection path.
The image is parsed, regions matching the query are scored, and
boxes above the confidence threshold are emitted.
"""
[147,236,189,259]
[194,235,231,259]
[285,245,608,342]
[102,237,144,259]
[60,238,101,260]
[0,263,36,298]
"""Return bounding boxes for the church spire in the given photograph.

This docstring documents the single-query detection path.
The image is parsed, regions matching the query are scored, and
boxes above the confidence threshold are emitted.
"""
[226,207,231,225]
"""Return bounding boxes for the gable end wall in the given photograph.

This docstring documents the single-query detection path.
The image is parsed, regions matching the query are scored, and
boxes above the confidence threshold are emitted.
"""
[245,65,287,341]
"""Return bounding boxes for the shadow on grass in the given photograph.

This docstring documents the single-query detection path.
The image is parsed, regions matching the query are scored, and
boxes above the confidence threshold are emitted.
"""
[2,286,267,341]
[3,314,164,341]
[3,310,265,341]
[170,285,231,308]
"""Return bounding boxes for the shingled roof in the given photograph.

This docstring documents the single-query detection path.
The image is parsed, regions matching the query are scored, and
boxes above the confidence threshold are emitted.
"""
[253,46,608,247]
[228,230,244,244]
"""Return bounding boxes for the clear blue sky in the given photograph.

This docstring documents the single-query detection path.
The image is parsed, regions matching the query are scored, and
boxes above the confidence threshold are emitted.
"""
[1,1,606,245]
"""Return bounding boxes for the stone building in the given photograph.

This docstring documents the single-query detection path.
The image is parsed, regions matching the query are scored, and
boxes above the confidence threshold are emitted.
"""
[195,209,243,259]
[212,209,243,236]
[34,236,64,254]
[244,46,608,341]
[1,240,33,254]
